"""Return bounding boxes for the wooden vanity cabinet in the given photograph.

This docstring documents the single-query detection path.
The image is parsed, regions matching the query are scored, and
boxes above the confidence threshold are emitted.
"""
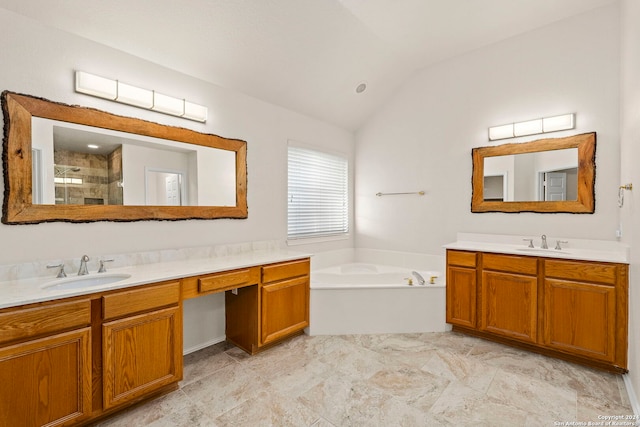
[102,281,182,410]
[446,250,477,328]
[446,249,629,372]
[226,258,310,354]
[0,299,92,427]
[480,253,538,344]
[543,259,626,366]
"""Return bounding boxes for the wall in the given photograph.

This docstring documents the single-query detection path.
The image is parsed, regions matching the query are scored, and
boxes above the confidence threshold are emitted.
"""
[0,9,354,351]
[620,0,640,413]
[355,4,620,255]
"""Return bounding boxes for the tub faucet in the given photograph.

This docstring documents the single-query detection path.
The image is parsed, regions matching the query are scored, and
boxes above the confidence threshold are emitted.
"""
[78,255,90,276]
[541,235,548,249]
[412,271,426,286]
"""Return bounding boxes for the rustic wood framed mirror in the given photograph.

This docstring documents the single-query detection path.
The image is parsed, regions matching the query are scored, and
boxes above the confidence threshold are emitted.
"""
[2,91,247,224]
[471,132,595,213]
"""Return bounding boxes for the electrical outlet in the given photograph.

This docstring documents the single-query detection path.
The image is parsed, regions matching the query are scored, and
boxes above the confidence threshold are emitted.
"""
[232,288,238,295]
[616,229,622,238]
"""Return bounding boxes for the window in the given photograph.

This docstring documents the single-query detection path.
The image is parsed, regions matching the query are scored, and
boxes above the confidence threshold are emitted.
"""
[287,145,349,241]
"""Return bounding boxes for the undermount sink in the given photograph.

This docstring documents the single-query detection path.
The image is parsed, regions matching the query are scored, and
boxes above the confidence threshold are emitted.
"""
[42,273,132,291]
[516,248,571,255]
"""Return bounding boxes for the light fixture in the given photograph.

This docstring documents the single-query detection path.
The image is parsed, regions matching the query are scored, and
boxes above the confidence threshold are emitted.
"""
[543,114,575,132]
[514,119,543,137]
[74,71,208,122]
[355,83,367,94]
[87,144,99,149]
[488,113,575,141]
[488,124,514,141]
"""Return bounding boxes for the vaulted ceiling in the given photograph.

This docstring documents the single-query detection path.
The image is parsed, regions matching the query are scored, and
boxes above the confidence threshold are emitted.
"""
[0,0,615,130]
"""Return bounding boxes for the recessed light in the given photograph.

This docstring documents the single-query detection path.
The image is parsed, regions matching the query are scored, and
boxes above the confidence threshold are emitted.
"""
[88,144,99,149]
[355,83,367,94]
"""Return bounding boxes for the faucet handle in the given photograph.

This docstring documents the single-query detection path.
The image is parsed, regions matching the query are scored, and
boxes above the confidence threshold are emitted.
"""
[47,263,67,278]
[522,238,534,248]
[555,240,569,250]
[98,259,114,273]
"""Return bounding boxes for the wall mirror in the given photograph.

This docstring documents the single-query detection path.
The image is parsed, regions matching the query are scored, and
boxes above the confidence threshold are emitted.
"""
[2,92,247,224]
[471,132,595,213]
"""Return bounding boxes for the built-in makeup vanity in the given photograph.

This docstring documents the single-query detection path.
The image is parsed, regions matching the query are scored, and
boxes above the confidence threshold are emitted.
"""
[444,233,629,373]
[0,249,310,426]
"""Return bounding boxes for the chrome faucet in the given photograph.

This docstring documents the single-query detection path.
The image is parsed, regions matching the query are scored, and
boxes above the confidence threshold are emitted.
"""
[540,235,548,249]
[47,262,67,278]
[412,271,426,286]
[78,255,90,276]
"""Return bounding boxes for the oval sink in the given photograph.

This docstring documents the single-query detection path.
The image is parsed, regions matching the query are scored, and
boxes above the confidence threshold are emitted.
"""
[42,273,131,291]
[516,248,571,255]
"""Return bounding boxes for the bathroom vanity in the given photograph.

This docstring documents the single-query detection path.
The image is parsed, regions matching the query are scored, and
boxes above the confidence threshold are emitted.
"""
[0,252,310,426]
[445,234,629,373]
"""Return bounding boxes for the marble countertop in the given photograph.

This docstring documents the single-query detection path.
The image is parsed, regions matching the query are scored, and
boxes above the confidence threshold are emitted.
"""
[0,249,311,310]
[444,233,629,264]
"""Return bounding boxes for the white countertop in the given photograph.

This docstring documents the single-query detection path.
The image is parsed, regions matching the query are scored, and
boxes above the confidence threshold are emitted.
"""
[444,233,629,264]
[0,249,311,310]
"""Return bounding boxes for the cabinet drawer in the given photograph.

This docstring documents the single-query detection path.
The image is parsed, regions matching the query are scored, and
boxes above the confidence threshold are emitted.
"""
[262,259,310,283]
[545,260,618,286]
[103,281,180,320]
[482,253,537,276]
[0,299,91,346]
[447,250,477,268]
[198,268,258,293]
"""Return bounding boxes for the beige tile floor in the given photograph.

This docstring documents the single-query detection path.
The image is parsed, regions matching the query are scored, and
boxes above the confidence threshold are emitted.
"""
[96,332,633,426]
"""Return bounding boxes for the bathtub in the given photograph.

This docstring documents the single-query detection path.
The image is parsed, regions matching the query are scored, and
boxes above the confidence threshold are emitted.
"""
[308,251,449,335]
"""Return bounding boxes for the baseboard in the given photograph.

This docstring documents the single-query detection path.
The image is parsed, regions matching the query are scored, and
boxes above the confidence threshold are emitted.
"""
[183,335,226,355]
[623,374,640,424]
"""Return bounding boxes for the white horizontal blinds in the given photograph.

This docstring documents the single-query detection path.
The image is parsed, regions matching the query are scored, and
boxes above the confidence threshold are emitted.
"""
[288,146,348,239]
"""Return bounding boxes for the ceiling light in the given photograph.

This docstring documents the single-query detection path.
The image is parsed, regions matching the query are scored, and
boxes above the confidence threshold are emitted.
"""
[87,144,99,149]
[355,83,367,94]
[74,71,208,122]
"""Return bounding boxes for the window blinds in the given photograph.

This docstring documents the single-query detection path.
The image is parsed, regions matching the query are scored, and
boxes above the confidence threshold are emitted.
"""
[287,146,348,240]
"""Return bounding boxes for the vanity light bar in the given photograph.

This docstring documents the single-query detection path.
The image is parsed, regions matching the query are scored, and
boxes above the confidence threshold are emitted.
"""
[488,113,575,141]
[74,71,208,122]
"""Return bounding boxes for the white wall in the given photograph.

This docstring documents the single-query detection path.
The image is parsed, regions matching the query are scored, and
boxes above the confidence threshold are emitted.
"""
[0,9,355,351]
[355,4,620,255]
[620,0,640,411]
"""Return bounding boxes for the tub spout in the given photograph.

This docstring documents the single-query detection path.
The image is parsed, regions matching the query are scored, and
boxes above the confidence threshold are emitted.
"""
[412,271,426,285]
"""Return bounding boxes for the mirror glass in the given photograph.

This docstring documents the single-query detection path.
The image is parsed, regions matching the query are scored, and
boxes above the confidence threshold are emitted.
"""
[483,148,578,202]
[471,133,595,213]
[32,118,236,207]
[2,91,247,224]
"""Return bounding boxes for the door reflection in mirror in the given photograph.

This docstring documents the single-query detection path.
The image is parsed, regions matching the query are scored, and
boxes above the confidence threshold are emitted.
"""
[145,169,185,206]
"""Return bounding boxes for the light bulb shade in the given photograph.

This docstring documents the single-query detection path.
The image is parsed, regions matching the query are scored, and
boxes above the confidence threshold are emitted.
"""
[543,114,575,132]
[488,124,514,141]
[183,101,208,122]
[75,71,117,100]
[117,82,153,108]
[152,92,184,116]
[514,119,543,137]
[75,70,208,122]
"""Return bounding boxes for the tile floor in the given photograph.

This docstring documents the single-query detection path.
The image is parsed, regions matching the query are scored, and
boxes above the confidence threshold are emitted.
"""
[96,332,633,426]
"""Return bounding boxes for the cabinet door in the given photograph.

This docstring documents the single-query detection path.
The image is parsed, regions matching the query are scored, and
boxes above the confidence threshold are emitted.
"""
[103,306,182,410]
[0,328,92,427]
[260,276,309,346]
[481,271,537,343]
[544,279,616,362]
[446,266,477,328]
